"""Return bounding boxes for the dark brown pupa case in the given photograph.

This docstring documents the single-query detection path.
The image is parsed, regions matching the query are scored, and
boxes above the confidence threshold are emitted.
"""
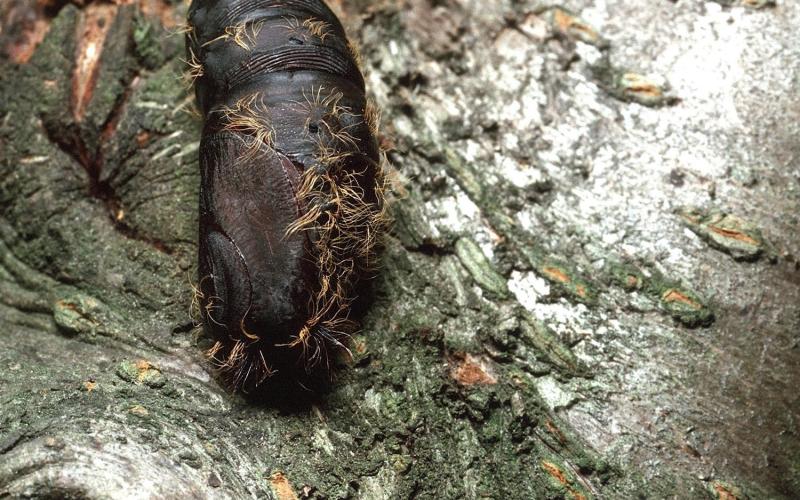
[185,0,387,391]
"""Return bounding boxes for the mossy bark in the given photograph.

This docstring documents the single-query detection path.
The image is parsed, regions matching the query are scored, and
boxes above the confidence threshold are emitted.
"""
[1,1,798,499]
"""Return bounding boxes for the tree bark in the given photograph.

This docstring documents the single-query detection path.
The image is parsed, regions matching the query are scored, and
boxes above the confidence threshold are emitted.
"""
[0,0,798,498]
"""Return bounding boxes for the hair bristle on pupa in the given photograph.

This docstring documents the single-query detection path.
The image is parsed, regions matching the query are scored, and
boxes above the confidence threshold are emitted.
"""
[186,0,388,392]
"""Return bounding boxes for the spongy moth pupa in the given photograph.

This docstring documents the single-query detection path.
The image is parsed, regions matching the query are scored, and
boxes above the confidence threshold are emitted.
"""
[186,0,388,391]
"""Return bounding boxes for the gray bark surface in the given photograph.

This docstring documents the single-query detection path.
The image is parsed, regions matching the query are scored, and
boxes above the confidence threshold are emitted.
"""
[0,0,798,498]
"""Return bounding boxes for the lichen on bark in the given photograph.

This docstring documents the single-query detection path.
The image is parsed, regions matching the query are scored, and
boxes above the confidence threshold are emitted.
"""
[1,1,798,499]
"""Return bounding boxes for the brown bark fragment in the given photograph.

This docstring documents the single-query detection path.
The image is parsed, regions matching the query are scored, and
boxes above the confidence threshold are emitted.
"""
[708,225,759,246]
[450,354,497,386]
[541,461,587,500]
[72,2,117,121]
[661,289,702,310]
[543,267,570,284]
[269,471,299,500]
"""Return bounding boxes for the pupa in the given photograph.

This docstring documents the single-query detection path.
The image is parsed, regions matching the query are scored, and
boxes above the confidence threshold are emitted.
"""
[185,0,387,391]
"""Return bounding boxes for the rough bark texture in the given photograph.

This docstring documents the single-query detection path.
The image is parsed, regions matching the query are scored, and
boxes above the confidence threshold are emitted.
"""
[0,0,798,498]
